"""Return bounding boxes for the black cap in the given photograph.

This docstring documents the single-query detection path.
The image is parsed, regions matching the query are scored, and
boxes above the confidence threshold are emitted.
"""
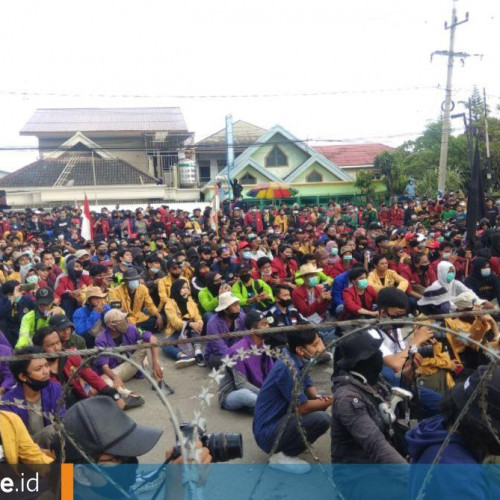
[337,332,383,370]
[199,245,211,254]
[367,222,383,230]
[62,396,163,459]
[49,314,74,331]
[244,310,267,329]
[35,287,54,305]
[123,268,141,281]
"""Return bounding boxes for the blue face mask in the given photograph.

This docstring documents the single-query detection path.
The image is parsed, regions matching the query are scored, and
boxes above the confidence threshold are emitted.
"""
[331,248,339,256]
[446,272,455,283]
[481,268,491,278]
[128,279,140,290]
[150,267,160,274]
[343,255,353,262]
[356,278,369,290]
[26,275,39,284]
[243,251,253,260]
[308,276,319,287]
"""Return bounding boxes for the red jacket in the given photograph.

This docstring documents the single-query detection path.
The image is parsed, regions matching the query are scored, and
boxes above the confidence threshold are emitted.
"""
[330,260,357,278]
[378,210,390,225]
[244,211,264,233]
[271,257,298,282]
[55,274,92,300]
[399,267,437,293]
[390,207,404,227]
[341,285,378,319]
[491,257,500,279]
[292,285,329,318]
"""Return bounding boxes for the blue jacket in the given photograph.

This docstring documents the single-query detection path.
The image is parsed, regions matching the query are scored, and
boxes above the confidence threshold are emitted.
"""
[73,304,111,336]
[331,271,350,311]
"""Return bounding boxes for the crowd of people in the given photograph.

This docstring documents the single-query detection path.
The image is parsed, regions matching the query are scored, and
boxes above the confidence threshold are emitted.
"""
[0,191,500,495]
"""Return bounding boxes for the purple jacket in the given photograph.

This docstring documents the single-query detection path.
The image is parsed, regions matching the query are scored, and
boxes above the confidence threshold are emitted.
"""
[2,382,66,429]
[0,330,11,349]
[94,324,152,375]
[0,344,15,391]
[205,312,246,362]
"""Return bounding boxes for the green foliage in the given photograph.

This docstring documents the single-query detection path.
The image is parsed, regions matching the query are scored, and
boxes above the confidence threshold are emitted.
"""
[374,151,405,198]
[355,171,376,200]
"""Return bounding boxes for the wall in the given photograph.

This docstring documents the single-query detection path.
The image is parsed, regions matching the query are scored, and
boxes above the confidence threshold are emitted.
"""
[291,162,345,183]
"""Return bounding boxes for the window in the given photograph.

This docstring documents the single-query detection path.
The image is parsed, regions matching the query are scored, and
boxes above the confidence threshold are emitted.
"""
[199,160,211,183]
[217,160,226,172]
[265,146,287,167]
[240,173,257,185]
[306,171,323,183]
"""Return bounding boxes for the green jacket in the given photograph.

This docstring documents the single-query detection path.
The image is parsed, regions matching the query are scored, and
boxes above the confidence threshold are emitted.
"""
[232,279,274,310]
[198,288,219,313]
[17,310,52,349]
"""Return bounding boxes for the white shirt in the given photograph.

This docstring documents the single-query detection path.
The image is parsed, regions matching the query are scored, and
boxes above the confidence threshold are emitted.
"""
[368,328,406,357]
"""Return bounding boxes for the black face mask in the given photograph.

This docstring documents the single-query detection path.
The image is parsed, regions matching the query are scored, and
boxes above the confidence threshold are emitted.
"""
[208,283,221,296]
[171,271,182,279]
[25,376,50,392]
[222,256,231,263]
[351,350,384,385]
[278,298,293,308]
[384,313,407,330]
[241,274,251,283]
[454,240,462,247]
[228,311,240,319]
[419,264,430,272]
[74,270,83,278]
[82,260,90,269]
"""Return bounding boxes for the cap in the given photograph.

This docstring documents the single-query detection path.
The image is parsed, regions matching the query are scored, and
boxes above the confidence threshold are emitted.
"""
[85,286,108,302]
[244,310,266,329]
[214,292,240,312]
[199,245,212,254]
[122,268,141,281]
[452,291,486,311]
[337,332,383,370]
[237,241,250,251]
[104,309,128,327]
[48,314,74,331]
[35,287,54,305]
[74,249,90,259]
[62,396,163,459]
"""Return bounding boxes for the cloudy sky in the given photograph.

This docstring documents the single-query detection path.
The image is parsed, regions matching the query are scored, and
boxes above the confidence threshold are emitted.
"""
[0,0,498,171]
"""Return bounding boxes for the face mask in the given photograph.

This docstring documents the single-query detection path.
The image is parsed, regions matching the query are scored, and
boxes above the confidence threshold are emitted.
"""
[20,264,31,272]
[419,264,429,272]
[343,255,353,262]
[243,251,253,260]
[278,298,293,308]
[442,252,451,260]
[150,267,160,274]
[481,268,491,278]
[436,236,445,243]
[98,250,107,255]
[74,270,83,278]
[128,279,140,290]
[228,311,240,319]
[444,232,451,238]
[222,256,231,263]
[285,255,293,261]
[446,272,455,283]
[386,314,407,330]
[308,276,319,287]
[123,261,132,267]
[331,248,339,256]
[25,376,50,392]
[241,274,252,283]
[356,278,368,290]
[26,275,39,284]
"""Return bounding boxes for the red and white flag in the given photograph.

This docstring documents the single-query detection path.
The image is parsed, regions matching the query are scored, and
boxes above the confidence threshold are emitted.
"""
[210,183,220,233]
[81,194,93,241]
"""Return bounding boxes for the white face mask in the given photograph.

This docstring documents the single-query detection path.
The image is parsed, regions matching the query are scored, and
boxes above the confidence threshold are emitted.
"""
[442,252,451,260]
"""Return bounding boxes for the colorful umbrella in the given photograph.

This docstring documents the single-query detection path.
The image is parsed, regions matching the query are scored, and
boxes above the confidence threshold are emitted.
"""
[246,182,299,199]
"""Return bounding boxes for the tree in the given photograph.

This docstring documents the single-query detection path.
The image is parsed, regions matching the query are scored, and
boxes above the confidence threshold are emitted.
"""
[355,171,376,201]
[374,150,405,199]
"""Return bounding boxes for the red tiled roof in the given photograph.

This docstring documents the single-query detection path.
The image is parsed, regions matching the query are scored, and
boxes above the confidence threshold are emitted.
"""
[314,143,393,167]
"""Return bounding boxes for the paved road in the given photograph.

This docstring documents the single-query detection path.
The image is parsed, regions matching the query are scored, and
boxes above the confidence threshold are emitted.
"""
[124,355,334,465]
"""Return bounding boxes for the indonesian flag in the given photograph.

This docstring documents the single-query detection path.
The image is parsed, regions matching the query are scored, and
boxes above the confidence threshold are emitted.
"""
[81,194,93,241]
[210,183,220,232]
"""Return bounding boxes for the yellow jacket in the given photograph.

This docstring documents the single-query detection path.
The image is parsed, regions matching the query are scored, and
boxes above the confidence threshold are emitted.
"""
[274,215,289,233]
[0,411,53,464]
[444,316,492,353]
[109,283,158,325]
[368,269,409,292]
[164,297,202,337]
[157,275,189,310]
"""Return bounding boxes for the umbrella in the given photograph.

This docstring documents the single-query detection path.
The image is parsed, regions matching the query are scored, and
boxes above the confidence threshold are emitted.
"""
[246,182,298,199]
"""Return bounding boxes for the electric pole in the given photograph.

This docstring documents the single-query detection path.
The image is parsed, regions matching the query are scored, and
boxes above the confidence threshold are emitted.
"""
[483,87,492,191]
[432,0,469,192]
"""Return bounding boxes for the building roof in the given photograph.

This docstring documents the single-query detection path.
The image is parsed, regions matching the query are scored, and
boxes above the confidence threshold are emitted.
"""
[314,143,393,167]
[195,120,267,149]
[0,153,156,188]
[20,107,189,135]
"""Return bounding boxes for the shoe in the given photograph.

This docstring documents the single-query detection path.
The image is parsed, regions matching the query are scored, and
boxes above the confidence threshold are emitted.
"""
[123,394,145,410]
[195,353,207,367]
[151,378,175,395]
[175,355,196,369]
[268,452,311,474]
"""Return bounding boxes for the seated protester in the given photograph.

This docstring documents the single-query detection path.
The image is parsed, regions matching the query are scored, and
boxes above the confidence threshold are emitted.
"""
[94,310,164,409]
[55,258,92,320]
[271,244,298,288]
[190,260,210,302]
[32,327,124,410]
[16,287,64,349]
[232,263,274,312]
[233,241,258,271]
[3,346,65,447]
[418,261,477,315]
[205,292,246,369]
[367,254,409,293]
[0,341,15,397]
[265,284,306,350]
[48,314,86,351]
[341,267,378,320]
[430,240,466,278]
[157,259,189,310]
[399,252,436,313]
[329,269,351,317]
[406,366,500,499]
[0,280,35,347]
[253,329,331,472]
[73,287,111,348]
[329,246,357,278]
[444,292,499,373]
[218,311,274,413]
[163,279,205,368]
[198,272,230,314]
[294,253,333,286]
[109,268,164,333]
[0,410,54,465]
[368,288,442,418]
[314,248,337,281]
[89,263,113,297]
[254,256,280,287]
[140,254,165,307]
[211,246,239,284]
[331,332,407,465]
[292,264,331,325]
[464,256,500,304]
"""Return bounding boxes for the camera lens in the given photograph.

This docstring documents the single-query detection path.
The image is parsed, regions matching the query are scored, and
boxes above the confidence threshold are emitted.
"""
[203,433,243,463]
[417,345,434,358]
[433,331,447,342]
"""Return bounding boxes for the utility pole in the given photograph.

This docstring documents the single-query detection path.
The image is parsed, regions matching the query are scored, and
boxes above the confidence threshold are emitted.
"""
[432,0,469,192]
[483,87,493,191]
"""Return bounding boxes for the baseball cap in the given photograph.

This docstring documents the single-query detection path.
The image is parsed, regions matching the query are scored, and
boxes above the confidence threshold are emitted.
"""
[104,309,128,327]
[244,310,267,329]
[49,314,74,331]
[62,396,163,459]
[237,241,250,251]
[75,249,90,259]
[35,287,54,305]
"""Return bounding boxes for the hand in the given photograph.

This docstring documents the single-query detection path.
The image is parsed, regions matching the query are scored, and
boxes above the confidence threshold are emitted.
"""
[167,441,212,465]
[483,301,495,310]
[94,302,104,314]
[320,291,332,301]
[0,387,6,396]
[152,363,164,381]
[219,284,231,294]
[449,359,462,372]
[13,285,22,300]
[116,398,126,410]
[190,321,203,333]
[259,291,270,300]
[155,315,164,330]
[412,326,433,346]
[368,310,379,317]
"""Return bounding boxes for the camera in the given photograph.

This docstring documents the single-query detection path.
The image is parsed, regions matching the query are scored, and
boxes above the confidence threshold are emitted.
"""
[179,423,243,463]
[432,331,447,342]
[409,344,434,359]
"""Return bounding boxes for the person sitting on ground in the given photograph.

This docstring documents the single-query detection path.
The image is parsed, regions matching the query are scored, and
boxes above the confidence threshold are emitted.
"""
[464,256,500,305]
[341,267,378,320]
[140,254,165,307]
[109,267,164,333]
[232,263,274,312]
[163,279,205,368]
[93,309,164,410]
[205,292,246,369]
[48,314,86,351]
[218,311,274,413]
[367,255,409,293]
[190,260,210,302]
[32,326,124,410]
[3,346,65,448]
[55,258,92,320]
[157,259,189,310]
[271,244,298,288]
[294,253,333,286]
[73,286,111,348]
[253,329,331,473]
[198,272,231,314]
[399,252,435,313]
